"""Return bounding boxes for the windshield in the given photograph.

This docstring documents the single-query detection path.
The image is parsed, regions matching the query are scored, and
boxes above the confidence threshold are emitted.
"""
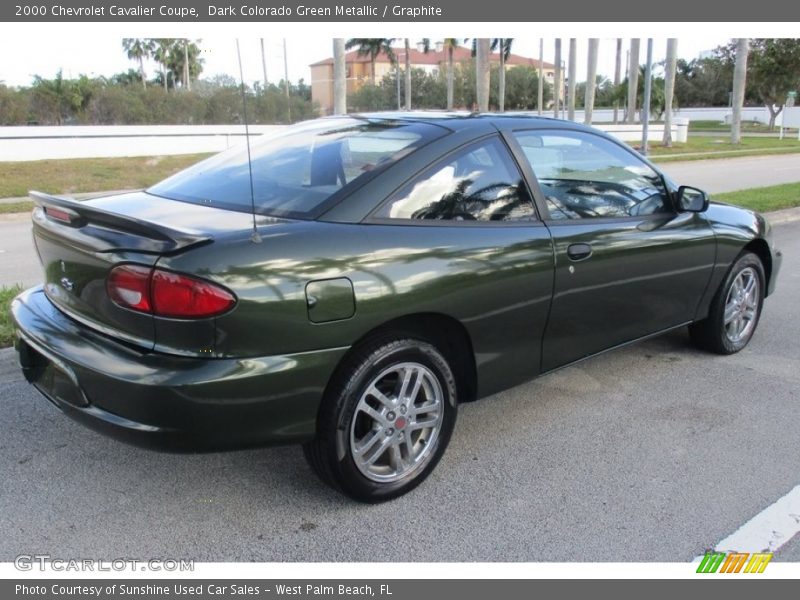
[147,117,443,219]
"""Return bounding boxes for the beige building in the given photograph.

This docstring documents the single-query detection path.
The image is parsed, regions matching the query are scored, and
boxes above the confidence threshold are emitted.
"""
[310,44,556,115]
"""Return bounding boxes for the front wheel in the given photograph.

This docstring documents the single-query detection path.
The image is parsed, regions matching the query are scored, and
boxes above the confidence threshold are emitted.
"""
[690,251,765,354]
[303,337,458,502]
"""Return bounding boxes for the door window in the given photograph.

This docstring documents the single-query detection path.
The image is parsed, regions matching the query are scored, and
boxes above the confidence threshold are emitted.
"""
[513,130,671,220]
[375,137,536,222]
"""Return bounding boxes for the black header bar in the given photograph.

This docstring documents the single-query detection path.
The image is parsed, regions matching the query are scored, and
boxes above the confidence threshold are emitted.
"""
[3,0,799,22]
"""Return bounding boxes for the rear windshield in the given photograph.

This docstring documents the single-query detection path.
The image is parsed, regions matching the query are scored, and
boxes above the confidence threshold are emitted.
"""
[147,117,443,219]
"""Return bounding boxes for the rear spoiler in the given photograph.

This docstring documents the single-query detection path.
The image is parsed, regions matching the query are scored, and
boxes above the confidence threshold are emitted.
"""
[30,191,212,254]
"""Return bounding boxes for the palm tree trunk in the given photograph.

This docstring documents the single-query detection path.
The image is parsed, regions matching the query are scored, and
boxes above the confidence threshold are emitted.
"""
[446,46,454,110]
[731,38,749,144]
[584,39,599,125]
[498,41,506,113]
[183,40,190,91]
[162,66,168,91]
[626,39,640,123]
[476,38,490,112]
[537,38,544,116]
[333,38,346,115]
[260,38,269,91]
[613,38,622,124]
[662,38,678,146]
[404,38,411,110]
[553,39,562,118]
[567,38,577,121]
[139,57,147,90]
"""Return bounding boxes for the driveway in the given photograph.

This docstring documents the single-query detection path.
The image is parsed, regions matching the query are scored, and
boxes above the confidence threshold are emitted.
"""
[0,221,797,562]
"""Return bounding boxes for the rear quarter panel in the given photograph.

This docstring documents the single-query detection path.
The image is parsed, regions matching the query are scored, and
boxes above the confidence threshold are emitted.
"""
[159,219,554,399]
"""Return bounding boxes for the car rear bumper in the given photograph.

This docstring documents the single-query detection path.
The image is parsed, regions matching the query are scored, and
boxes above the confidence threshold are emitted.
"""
[11,286,347,451]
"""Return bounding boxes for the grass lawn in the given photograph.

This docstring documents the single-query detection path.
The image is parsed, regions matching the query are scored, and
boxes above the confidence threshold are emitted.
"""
[0,201,34,214]
[690,119,797,134]
[713,181,800,213]
[646,135,800,162]
[0,153,211,199]
[0,285,22,348]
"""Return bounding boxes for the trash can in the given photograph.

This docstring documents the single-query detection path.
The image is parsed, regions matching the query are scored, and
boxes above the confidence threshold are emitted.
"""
[674,118,690,143]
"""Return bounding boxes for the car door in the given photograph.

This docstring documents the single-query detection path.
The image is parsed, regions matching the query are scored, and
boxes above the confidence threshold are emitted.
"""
[365,134,555,397]
[508,128,716,372]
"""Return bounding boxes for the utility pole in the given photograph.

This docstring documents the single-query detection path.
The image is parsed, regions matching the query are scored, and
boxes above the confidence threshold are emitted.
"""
[554,39,561,119]
[260,38,269,92]
[567,38,576,121]
[641,39,653,155]
[283,38,291,122]
[537,38,544,116]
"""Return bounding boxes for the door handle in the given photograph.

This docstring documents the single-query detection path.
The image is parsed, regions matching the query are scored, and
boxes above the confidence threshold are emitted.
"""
[567,243,592,261]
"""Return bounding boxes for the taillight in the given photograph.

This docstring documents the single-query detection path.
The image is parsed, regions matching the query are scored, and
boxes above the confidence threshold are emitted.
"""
[107,265,236,319]
[107,264,152,312]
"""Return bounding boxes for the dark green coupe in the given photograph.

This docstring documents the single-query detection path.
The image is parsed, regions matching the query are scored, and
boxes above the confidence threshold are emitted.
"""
[11,113,782,501]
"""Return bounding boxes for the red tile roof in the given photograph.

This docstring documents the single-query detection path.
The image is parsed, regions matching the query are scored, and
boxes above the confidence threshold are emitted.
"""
[310,45,555,69]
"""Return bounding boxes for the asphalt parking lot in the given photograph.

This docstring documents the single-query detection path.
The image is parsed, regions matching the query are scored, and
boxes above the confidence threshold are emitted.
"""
[0,221,798,563]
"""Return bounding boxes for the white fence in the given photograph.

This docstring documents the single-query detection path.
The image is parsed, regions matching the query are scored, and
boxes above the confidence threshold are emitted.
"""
[0,125,283,162]
[0,121,688,162]
[581,106,800,127]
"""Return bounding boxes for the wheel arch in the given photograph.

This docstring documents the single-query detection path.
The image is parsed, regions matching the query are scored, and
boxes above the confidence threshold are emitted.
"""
[325,312,478,407]
[743,238,773,295]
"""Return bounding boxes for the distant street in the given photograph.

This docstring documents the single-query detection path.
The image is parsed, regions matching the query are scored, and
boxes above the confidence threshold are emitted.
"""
[1,153,800,288]
[659,153,800,194]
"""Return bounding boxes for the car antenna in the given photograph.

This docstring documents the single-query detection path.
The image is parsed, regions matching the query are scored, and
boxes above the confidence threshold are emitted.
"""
[236,39,262,244]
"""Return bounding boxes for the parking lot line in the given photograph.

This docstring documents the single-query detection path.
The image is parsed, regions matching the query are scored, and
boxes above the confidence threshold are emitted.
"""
[711,485,800,553]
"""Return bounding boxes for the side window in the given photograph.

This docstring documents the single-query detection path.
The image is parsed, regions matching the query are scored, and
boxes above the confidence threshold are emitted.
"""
[513,130,671,220]
[375,137,536,222]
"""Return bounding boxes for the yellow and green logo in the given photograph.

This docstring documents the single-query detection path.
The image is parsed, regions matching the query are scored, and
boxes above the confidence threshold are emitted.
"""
[696,551,773,573]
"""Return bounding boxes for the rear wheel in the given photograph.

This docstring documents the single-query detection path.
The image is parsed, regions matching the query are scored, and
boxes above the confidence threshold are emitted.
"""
[303,337,458,502]
[690,251,765,354]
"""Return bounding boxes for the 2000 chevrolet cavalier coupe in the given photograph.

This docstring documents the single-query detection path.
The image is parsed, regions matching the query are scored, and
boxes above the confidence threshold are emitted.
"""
[11,113,782,501]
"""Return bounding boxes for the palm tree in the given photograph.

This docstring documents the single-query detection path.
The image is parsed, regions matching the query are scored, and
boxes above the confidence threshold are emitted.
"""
[333,38,346,115]
[345,39,395,86]
[662,39,678,146]
[626,39,640,123]
[442,38,459,110]
[584,38,599,125]
[122,38,154,90]
[613,38,622,123]
[475,38,491,111]
[491,39,513,112]
[151,38,173,90]
[404,38,412,110]
[554,39,562,118]
[166,39,204,89]
[567,38,577,120]
[731,38,749,145]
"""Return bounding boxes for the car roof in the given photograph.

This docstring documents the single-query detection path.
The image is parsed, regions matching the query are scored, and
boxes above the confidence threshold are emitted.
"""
[346,111,600,134]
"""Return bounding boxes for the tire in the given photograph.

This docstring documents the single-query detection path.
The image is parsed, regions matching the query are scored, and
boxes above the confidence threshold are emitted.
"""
[303,337,458,503]
[690,251,765,354]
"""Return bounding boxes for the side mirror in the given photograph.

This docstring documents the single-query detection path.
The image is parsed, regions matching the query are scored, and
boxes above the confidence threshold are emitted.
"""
[676,186,709,213]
